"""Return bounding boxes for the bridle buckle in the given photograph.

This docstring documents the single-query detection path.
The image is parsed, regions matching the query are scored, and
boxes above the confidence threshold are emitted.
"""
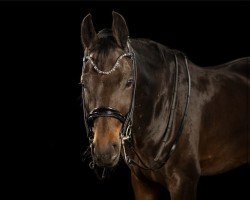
[122,123,132,141]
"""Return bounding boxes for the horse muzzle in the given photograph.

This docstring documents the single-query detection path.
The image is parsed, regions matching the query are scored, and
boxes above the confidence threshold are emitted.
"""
[91,142,120,167]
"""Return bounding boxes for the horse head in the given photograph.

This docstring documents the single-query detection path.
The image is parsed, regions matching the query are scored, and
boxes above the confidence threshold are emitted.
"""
[81,12,135,168]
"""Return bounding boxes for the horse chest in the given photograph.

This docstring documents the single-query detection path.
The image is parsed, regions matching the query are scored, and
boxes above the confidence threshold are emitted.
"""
[132,166,168,186]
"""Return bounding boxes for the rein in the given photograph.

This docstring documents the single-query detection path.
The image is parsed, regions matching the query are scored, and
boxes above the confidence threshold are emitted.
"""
[81,39,191,176]
[123,52,191,170]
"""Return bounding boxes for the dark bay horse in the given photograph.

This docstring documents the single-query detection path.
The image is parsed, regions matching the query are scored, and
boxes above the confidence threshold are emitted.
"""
[80,12,249,200]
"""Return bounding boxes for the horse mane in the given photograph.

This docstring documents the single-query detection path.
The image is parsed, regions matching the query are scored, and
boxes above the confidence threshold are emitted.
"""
[92,29,184,72]
[97,29,113,38]
[130,38,180,71]
[89,29,119,70]
[96,28,176,59]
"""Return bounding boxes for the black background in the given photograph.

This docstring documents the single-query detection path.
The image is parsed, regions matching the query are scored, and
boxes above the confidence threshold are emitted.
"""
[2,1,249,200]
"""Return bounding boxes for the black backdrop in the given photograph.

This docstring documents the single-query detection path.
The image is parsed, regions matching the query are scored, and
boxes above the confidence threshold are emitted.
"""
[2,1,249,200]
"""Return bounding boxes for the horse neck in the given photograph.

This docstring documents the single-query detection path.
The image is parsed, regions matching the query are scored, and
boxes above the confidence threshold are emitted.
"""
[131,39,185,157]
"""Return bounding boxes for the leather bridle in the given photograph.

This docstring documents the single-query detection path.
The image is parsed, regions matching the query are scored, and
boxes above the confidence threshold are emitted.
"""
[81,39,136,171]
[81,38,191,175]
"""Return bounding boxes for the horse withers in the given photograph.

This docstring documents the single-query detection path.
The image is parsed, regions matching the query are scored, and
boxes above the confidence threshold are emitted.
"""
[80,12,249,200]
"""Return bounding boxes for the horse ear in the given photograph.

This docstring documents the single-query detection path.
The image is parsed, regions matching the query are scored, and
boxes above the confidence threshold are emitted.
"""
[112,11,129,49]
[81,13,97,49]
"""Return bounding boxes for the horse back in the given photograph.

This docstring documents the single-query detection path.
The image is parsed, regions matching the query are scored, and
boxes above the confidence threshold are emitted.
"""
[211,57,249,79]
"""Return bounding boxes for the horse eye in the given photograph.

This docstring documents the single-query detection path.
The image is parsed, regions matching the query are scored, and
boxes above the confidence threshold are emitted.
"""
[126,79,134,88]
